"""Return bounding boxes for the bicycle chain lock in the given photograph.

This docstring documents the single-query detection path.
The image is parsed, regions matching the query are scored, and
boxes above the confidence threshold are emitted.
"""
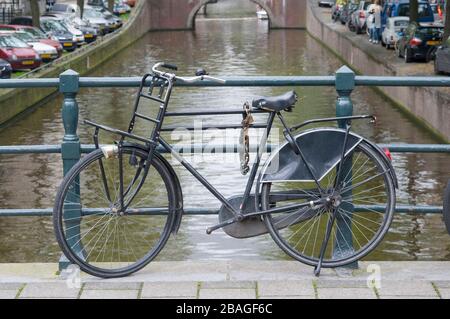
[239,101,254,175]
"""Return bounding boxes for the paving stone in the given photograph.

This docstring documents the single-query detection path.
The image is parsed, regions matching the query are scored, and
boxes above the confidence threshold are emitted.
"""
[19,282,80,299]
[315,279,370,288]
[0,290,19,299]
[377,281,438,297]
[432,281,450,289]
[0,283,22,290]
[199,288,256,299]
[258,280,314,297]
[80,289,139,299]
[83,282,141,290]
[379,295,440,299]
[259,295,316,299]
[201,281,256,289]
[317,288,377,299]
[437,288,450,299]
[141,282,198,298]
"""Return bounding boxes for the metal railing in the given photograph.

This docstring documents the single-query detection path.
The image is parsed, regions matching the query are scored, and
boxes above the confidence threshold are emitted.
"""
[0,66,449,267]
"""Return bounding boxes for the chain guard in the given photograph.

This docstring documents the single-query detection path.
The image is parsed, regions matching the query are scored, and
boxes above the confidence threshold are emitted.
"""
[218,195,268,239]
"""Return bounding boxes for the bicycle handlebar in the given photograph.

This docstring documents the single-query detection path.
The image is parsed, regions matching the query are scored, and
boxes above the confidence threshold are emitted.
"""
[152,62,226,84]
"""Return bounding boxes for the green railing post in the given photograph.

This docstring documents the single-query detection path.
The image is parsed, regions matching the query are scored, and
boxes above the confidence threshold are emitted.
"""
[58,69,82,271]
[334,66,358,269]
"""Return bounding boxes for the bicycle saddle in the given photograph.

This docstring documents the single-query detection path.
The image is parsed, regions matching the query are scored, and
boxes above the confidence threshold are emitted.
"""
[252,91,298,112]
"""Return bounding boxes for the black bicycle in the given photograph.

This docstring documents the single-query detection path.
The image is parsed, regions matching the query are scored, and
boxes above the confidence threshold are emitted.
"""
[53,62,397,278]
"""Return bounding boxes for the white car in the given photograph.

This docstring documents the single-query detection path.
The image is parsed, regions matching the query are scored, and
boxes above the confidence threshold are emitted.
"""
[4,31,58,61]
[382,16,409,49]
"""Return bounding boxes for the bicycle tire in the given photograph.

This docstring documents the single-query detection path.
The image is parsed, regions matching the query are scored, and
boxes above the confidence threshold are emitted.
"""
[53,146,177,278]
[261,141,395,268]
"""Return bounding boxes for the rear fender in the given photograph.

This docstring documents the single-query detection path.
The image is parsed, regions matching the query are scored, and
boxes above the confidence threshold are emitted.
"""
[259,128,398,188]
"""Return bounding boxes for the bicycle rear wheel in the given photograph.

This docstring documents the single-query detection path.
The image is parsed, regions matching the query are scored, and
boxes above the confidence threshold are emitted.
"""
[53,146,177,278]
[261,141,395,268]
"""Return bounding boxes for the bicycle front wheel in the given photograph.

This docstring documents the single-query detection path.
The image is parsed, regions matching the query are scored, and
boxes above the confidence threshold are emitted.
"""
[53,146,177,278]
[261,141,395,268]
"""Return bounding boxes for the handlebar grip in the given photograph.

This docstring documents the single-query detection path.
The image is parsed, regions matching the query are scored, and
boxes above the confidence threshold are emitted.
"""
[161,63,178,71]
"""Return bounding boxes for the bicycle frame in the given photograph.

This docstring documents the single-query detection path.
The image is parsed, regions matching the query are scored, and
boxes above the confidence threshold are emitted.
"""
[87,71,375,234]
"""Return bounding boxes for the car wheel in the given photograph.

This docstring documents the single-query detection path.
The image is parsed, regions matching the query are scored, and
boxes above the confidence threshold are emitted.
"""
[404,48,412,63]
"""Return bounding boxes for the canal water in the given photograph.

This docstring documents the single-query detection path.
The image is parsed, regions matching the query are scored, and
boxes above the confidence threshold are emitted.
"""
[0,17,449,262]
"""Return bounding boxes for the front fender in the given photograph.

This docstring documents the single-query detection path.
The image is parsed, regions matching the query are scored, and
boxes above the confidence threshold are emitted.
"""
[122,142,184,234]
[259,128,398,188]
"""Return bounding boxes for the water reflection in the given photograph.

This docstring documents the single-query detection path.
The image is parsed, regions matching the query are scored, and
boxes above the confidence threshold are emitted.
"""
[0,18,449,262]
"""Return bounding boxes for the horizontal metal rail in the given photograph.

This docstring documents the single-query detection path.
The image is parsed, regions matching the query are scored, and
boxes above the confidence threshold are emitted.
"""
[1,75,450,89]
[0,204,442,217]
[1,143,449,155]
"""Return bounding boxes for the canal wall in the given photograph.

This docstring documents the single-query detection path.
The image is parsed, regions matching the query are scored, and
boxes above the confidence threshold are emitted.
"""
[0,0,152,126]
[306,0,450,141]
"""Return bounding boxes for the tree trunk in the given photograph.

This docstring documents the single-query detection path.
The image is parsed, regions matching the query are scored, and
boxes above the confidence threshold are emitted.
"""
[77,0,84,19]
[443,0,450,40]
[29,0,40,28]
[108,0,114,12]
[409,0,418,23]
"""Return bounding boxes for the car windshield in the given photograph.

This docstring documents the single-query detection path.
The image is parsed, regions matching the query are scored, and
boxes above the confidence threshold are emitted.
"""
[398,4,431,18]
[42,19,69,32]
[22,27,46,39]
[0,35,30,48]
[84,9,103,18]
[12,32,35,42]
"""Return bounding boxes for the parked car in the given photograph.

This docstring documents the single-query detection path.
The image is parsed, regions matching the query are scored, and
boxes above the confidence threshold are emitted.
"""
[434,36,450,74]
[340,1,358,26]
[388,0,434,23]
[9,16,77,52]
[349,0,371,34]
[0,33,41,70]
[42,16,85,47]
[44,13,97,44]
[396,22,443,63]
[381,16,409,49]
[69,17,98,43]
[94,5,123,29]
[102,0,131,15]
[48,3,79,17]
[41,17,83,49]
[0,24,63,57]
[4,31,58,62]
[83,6,114,34]
[0,58,12,78]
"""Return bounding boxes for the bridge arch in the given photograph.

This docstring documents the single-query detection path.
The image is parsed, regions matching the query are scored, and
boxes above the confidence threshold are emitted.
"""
[186,0,275,29]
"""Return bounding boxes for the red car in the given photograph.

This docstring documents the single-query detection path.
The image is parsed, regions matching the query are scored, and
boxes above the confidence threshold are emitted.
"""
[0,24,63,58]
[0,33,41,70]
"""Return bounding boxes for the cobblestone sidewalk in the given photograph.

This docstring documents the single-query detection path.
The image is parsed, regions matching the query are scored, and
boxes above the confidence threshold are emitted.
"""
[0,261,449,299]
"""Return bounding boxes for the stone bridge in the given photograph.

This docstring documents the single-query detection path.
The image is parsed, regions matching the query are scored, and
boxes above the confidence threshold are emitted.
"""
[144,0,306,30]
